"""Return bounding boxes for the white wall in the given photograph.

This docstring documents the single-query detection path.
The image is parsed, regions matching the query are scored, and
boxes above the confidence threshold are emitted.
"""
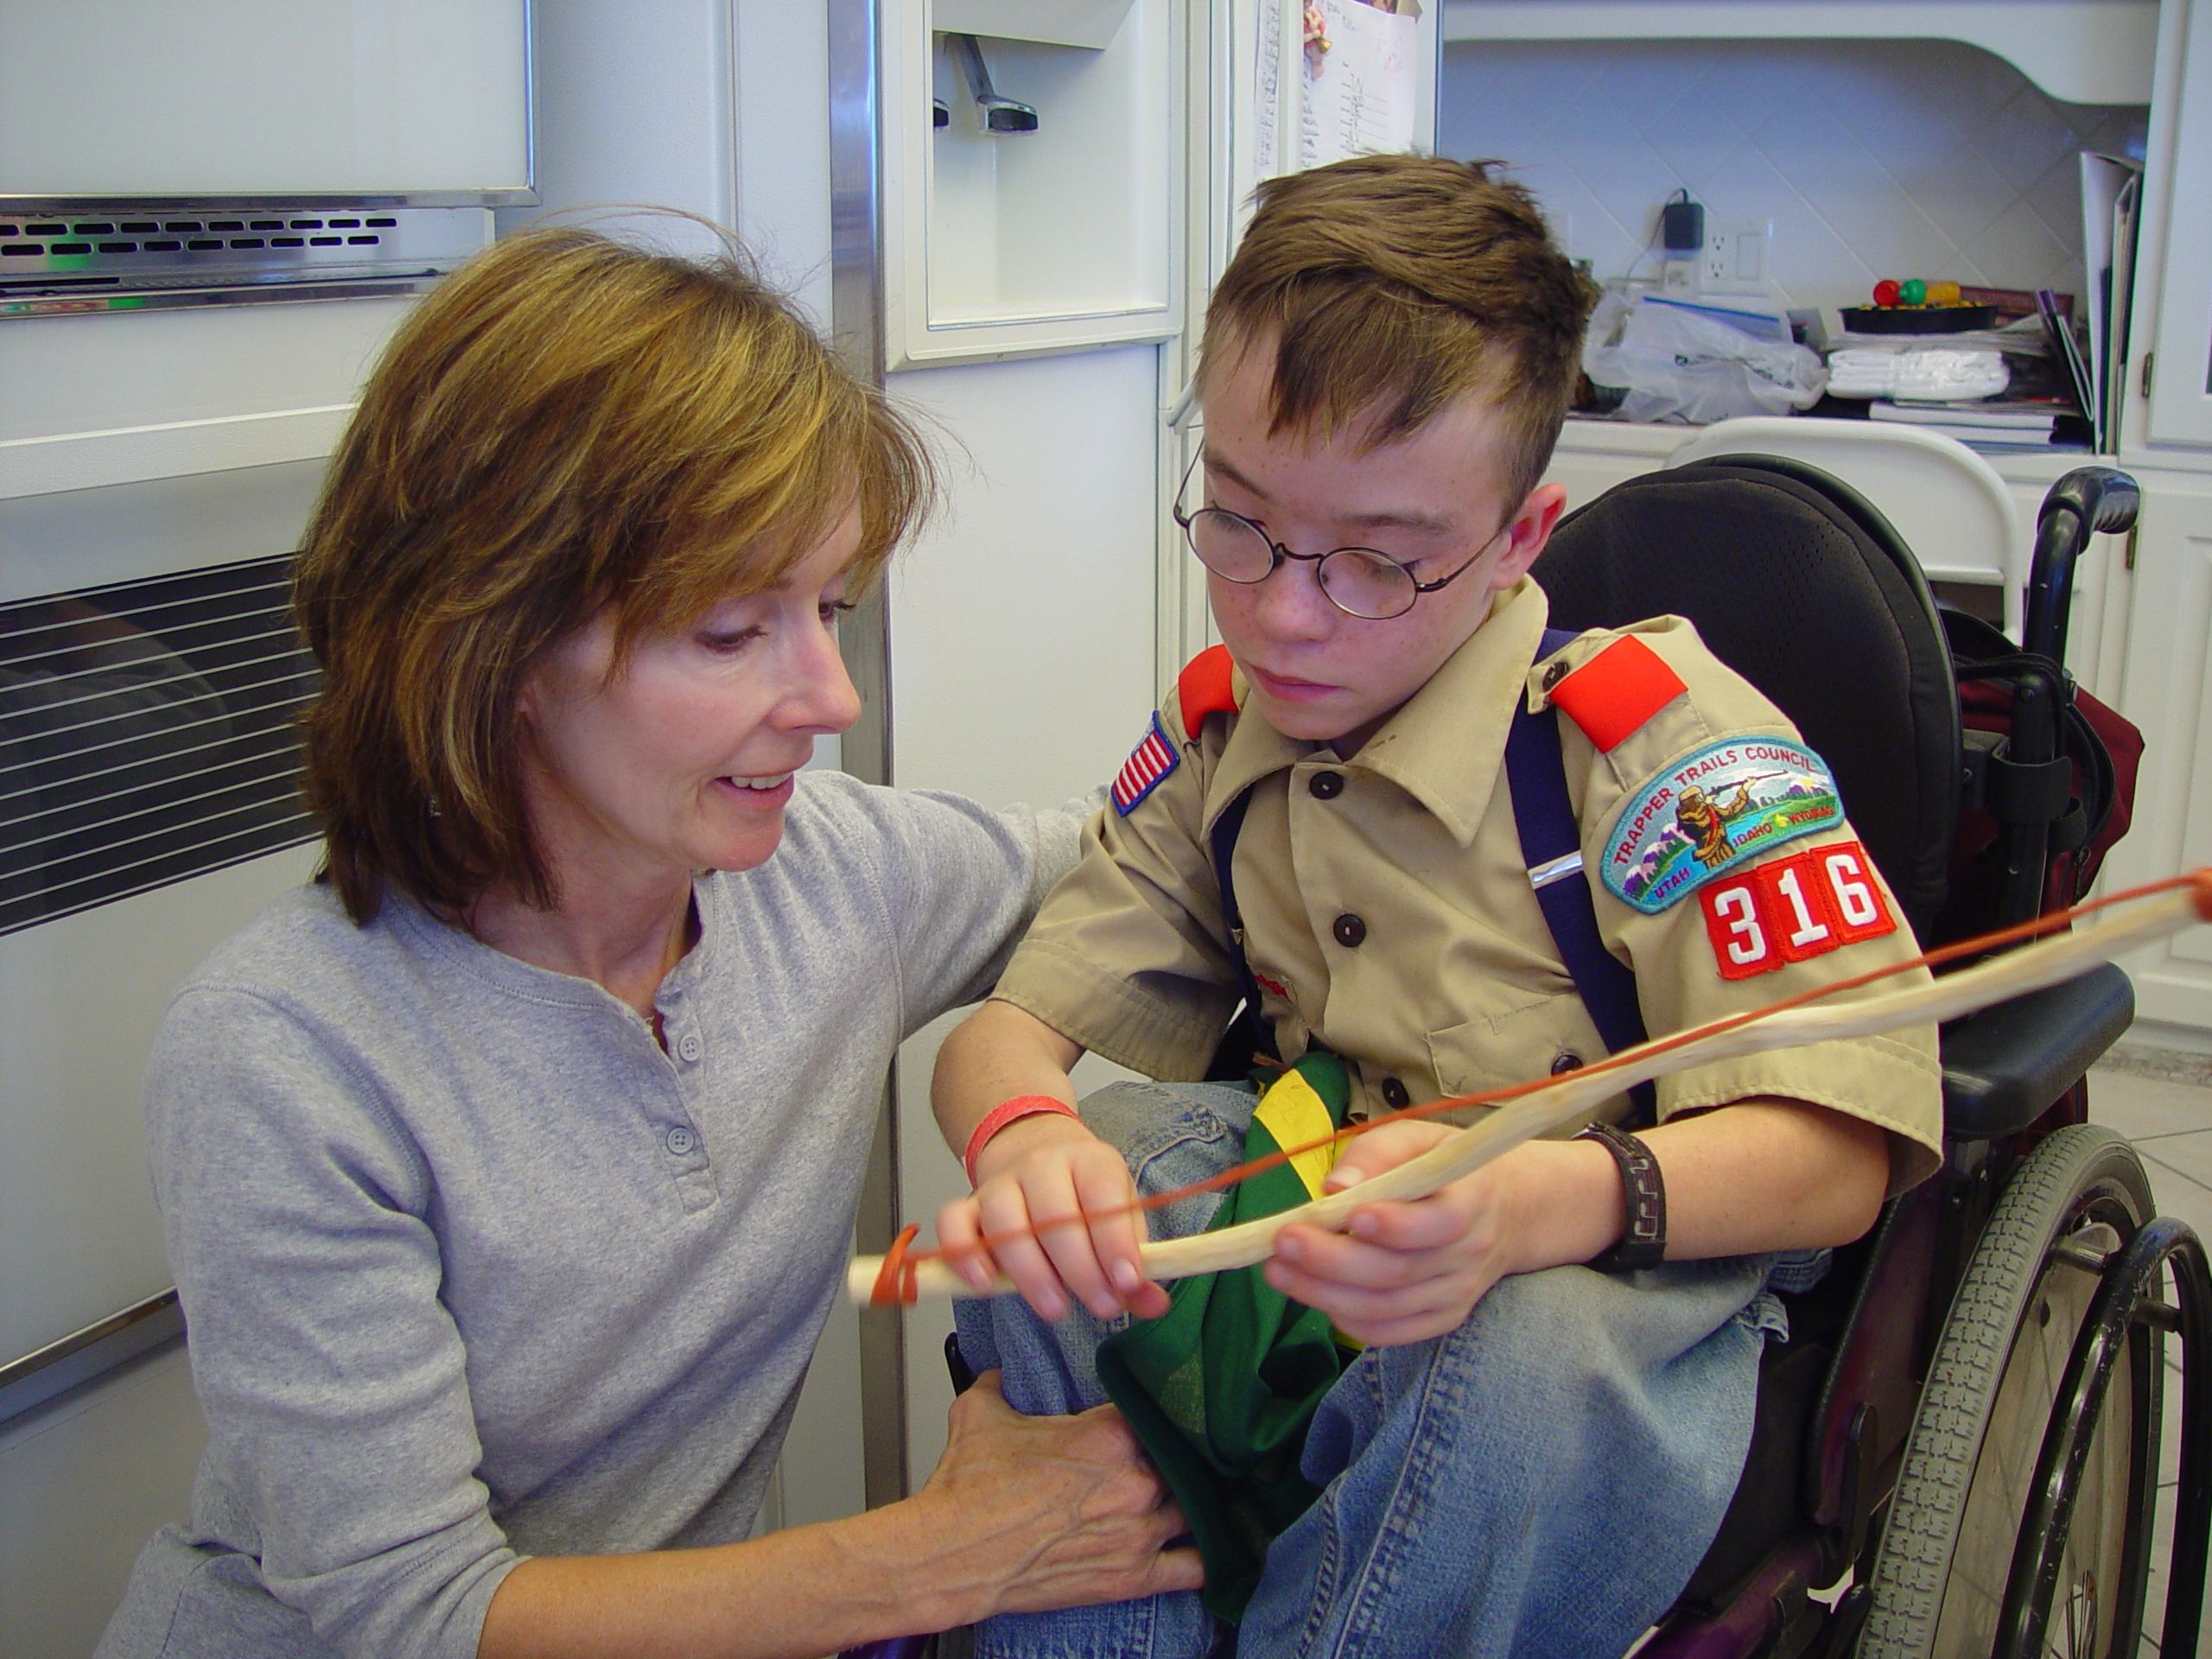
[0,1347,207,1659]
[0,300,410,1658]
[1440,35,2146,317]
[884,341,1165,1485]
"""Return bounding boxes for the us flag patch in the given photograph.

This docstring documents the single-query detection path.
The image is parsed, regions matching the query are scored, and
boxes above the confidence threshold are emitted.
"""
[1111,715,1179,815]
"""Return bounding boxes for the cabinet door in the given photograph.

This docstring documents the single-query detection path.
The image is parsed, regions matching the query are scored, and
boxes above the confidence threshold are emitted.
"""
[2105,479,2212,1029]
[2146,2,2212,449]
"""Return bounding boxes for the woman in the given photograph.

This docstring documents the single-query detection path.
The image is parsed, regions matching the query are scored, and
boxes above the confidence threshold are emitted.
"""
[97,225,1198,1659]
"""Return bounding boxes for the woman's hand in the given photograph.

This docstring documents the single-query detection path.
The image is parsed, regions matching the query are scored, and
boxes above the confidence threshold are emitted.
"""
[480,1370,1203,1656]
[937,1116,1169,1323]
[904,1370,1204,1624]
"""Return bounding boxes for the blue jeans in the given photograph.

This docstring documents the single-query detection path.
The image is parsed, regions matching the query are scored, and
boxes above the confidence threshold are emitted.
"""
[955,1080,1794,1659]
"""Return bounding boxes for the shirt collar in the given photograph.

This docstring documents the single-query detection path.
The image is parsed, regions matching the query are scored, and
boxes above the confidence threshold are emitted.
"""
[1203,578,1552,847]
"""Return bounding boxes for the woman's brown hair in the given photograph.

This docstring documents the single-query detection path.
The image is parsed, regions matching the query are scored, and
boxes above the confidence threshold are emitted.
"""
[1198,154,1597,503]
[294,223,932,922]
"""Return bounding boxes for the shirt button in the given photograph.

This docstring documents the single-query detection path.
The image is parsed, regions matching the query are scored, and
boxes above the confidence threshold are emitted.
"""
[1551,1052,1584,1075]
[1332,912,1367,948]
[664,1125,697,1156]
[1308,770,1344,799]
[1541,659,1570,691]
[1380,1077,1411,1109]
[676,1032,702,1063]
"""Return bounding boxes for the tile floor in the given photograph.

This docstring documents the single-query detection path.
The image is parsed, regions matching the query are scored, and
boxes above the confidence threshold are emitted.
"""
[2086,1045,2212,1656]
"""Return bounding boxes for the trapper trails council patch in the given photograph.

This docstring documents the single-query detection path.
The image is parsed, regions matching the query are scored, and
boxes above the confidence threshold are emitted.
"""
[1112,714,1179,815]
[1603,737,1843,913]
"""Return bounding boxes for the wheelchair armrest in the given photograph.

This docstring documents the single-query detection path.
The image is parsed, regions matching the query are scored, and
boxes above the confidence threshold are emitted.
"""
[1940,962,2134,1140]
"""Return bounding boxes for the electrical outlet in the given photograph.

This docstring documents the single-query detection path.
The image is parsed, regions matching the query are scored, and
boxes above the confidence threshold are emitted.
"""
[1702,217,1771,295]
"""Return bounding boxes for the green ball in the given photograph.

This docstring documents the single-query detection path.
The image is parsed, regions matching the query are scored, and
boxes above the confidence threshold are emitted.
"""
[1899,277,1928,306]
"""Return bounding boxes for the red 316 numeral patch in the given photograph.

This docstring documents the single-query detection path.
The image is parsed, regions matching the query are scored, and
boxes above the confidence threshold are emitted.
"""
[1698,840,1897,980]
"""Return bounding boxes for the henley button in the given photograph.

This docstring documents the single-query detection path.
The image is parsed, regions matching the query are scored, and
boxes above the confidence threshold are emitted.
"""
[664,1125,697,1156]
[1380,1077,1411,1109]
[1308,770,1344,799]
[676,1032,702,1063]
[1551,1052,1584,1075]
[1332,912,1367,948]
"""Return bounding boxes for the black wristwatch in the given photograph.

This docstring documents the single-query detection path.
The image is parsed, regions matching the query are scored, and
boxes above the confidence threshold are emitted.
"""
[1576,1121,1666,1274]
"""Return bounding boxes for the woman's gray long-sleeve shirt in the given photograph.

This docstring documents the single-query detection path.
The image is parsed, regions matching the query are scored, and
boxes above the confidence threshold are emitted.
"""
[98,772,1084,1659]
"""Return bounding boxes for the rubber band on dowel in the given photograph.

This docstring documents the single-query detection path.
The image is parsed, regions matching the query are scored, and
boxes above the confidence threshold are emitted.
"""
[874,1224,922,1306]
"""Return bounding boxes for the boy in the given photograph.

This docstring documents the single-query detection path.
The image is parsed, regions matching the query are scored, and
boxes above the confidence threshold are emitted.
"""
[932,156,1942,1659]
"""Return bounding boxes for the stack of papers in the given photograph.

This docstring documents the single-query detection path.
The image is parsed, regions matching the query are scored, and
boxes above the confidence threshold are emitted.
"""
[2079,151,2144,454]
[1868,400,2087,452]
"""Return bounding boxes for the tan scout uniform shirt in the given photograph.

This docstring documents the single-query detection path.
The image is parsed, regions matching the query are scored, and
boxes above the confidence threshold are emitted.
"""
[998,578,1943,1192]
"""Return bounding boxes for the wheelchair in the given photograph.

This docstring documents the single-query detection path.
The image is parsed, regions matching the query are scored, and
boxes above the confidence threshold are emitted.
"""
[1531,454,2212,1659]
[848,454,2210,1659]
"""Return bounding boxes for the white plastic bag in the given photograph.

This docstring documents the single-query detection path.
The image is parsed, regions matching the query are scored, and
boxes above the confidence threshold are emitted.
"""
[1582,291,1828,424]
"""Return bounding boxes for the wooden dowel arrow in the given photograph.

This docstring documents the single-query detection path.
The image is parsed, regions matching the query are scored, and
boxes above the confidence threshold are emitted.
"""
[849,874,2212,1307]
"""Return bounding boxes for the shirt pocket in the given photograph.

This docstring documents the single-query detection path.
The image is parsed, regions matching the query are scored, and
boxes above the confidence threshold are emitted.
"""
[1425,982,1609,1102]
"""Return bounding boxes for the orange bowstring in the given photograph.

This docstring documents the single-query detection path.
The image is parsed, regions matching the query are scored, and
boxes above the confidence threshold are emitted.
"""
[868,869,2212,1306]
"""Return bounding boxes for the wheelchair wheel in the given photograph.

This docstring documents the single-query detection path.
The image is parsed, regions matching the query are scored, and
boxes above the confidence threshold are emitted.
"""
[1859,1125,2160,1659]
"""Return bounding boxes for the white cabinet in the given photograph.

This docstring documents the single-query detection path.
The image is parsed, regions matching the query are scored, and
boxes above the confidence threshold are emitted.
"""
[2133,0,2212,454]
[878,0,1185,368]
[2101,475,2212,1027]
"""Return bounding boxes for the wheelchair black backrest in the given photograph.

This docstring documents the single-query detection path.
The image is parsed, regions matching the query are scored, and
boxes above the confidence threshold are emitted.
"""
[1533,455,1965,940]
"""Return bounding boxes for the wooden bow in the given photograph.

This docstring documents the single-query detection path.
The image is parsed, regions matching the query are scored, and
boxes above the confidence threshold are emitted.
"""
[849,873,2212,1307]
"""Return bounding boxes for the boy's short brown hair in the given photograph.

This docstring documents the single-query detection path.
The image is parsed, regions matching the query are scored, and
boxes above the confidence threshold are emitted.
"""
[1198,154,1595,503]
[294,222,932,923]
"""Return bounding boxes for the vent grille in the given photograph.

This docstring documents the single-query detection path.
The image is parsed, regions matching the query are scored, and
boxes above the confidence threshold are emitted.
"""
[1,205,487,317]
[0,216,395,258]
[0,555,319,937]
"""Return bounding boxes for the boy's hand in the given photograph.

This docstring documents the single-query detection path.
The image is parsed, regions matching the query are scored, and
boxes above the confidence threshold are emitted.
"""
[937,1115,1170,1324]
[1261,1121,1535,1347]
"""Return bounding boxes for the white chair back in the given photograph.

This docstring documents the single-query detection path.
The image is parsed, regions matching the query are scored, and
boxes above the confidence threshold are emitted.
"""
[1664,416,2024,637]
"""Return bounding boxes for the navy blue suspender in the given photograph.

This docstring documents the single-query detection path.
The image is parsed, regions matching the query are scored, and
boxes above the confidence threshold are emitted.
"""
[1506,629,1656,1124]
[1206,788,1278,1075]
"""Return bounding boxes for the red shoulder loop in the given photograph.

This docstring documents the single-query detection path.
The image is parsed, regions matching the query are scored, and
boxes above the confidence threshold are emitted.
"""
[1177,644,1239,737]
[1548,636,1688,753]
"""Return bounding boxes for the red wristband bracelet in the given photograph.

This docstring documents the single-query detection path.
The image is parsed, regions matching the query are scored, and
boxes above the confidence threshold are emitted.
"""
[963,1094,1082,1185]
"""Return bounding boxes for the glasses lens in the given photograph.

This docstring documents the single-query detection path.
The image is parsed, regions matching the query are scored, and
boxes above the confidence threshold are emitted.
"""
[1317,549,1417,619]
[1186,509,1276,582]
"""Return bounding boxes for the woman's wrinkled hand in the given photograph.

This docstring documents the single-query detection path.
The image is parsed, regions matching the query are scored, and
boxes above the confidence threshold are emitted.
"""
[911,1370,1204,1624]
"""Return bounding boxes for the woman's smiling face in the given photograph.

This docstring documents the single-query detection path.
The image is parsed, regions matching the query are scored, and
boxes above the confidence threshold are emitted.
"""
[517,511,866,898]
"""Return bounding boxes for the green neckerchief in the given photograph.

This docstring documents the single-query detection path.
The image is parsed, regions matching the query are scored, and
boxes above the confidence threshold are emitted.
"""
[1096,1052,1354,1624]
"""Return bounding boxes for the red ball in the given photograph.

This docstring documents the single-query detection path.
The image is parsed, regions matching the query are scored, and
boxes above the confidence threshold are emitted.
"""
[1872,279,1902,307]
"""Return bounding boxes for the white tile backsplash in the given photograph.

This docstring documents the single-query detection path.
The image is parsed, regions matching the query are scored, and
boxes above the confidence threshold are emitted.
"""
[1440,37,2147,315]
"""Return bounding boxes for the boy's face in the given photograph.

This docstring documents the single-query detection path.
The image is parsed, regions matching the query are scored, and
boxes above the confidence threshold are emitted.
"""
[1197,338,1567,753]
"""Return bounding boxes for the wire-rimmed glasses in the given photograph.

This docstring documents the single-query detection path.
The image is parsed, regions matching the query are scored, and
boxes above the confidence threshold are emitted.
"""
[1172,457,1509,621]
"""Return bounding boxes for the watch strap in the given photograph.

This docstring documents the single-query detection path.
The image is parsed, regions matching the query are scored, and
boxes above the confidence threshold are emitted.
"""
[1577,1120,1666,1273]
